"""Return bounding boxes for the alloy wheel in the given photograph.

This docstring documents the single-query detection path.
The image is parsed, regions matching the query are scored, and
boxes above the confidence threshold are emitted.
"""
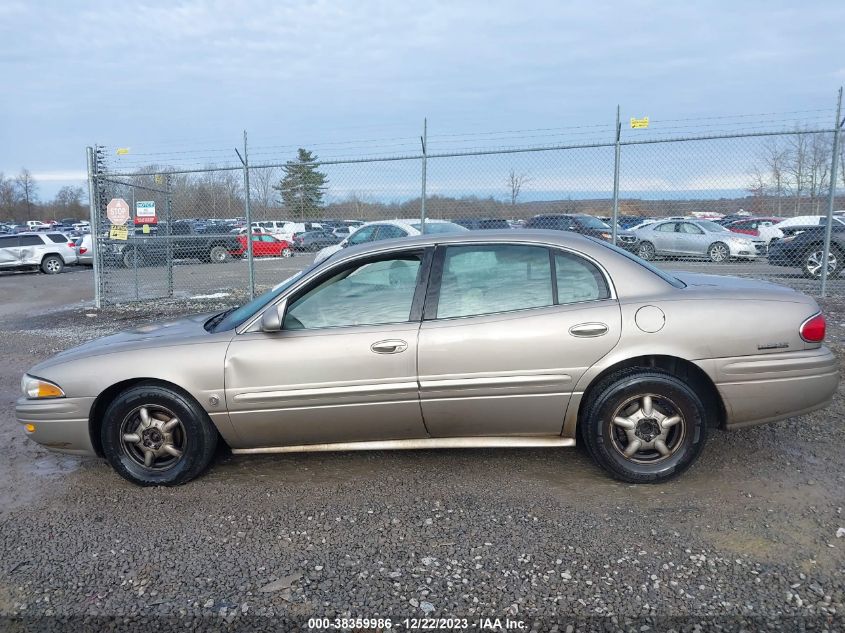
[609,394,685,464]
[805,250,837,278]
[709,243,728,262]
[120,405,186,471]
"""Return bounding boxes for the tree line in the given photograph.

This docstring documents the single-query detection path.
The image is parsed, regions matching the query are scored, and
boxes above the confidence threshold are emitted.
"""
[0,169,87,223]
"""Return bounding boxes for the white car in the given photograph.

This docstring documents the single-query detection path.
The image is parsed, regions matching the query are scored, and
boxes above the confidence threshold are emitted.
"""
[314,219,469,264]
[252,220,324,241]
[776,215,845,230]
[26,220,51,231]
[0,232,79,273]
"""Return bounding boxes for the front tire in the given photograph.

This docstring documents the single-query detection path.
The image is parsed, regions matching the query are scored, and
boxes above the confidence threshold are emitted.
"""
[802,247,840,279]
[281,247,293,258]
[581,369,707,483]
[41,255,64,274]
[708,242,729,262]
[101,384,218,486]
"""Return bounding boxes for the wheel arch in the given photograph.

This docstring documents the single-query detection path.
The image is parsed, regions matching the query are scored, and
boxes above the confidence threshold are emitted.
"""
[40,252,65,263]
[88,377,228,456]
[576,355,726,434]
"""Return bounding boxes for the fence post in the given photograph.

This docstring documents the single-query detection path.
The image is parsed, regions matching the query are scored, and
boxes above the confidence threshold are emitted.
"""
[820,87,843,298]
[165,174,174,297]
[611,105,621,244]
[237,130,255,300]
[86,146,102,309]
[420,118,427,233]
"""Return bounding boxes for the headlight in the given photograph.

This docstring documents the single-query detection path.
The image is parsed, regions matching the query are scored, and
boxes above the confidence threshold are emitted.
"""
[21,374,65,399]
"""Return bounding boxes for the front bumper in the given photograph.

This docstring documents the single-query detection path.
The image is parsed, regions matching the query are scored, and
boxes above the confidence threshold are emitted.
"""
[15,396,97,455]
[704,346,839,429]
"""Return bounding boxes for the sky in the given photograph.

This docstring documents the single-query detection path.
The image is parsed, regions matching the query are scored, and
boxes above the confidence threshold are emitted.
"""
[1,0,844,201]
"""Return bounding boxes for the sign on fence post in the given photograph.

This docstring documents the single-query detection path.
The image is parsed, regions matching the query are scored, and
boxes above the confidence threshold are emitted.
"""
[106,198,130,225]
[135,201,157,225]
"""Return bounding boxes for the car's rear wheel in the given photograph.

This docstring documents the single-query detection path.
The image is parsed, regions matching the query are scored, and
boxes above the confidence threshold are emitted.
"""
[637,242,655,260]
[708,242,729,262]
[40,255,64,274]
[209,245,230,263]
[581,369,707,483]
[282,247,293,258]
[802,247,840,279]
[101,384,218,486]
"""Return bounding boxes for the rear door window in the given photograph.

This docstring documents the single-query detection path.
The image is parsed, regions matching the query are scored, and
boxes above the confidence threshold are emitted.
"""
[19,235,43,246]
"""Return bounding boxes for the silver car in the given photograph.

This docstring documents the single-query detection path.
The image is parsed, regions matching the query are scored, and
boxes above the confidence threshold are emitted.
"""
[16,231,839,486]
[633,219,763,262]
[0,232,78,274]
[75,233,94,266]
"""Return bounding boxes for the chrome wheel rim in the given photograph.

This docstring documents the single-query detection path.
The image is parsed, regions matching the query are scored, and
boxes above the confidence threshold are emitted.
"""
[211,247,227,262]
[45,258,61,272]
[120,405,186,471]
[282,248,292,258]
[609,394,685,464]
[806,250,836,278]
[638,243,654,260]
[710,243,728,262]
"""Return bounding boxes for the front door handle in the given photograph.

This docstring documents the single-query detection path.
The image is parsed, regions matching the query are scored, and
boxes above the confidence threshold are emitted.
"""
[569,322,609,338]
[371,339,408,354]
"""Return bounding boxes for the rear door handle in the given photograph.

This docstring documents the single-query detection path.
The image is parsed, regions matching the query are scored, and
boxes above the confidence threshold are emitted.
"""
[371,339,408,354]
[569,322,608,338]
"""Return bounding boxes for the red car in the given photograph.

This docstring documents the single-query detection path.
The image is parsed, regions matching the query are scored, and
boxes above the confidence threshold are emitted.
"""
[229,234,293,258]
[725,217,783,237]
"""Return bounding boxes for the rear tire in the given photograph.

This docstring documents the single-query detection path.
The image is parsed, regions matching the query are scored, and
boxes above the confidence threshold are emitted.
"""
[209,245,230,263]
[282,247,293,258]
[101,384,218,486]
[637,242,655,260]
[581,369,707,483]
[41,255,64,274]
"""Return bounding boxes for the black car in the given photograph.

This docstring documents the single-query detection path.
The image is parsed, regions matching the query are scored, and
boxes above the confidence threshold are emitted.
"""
[524,213,638,251]
[292,229,343,252]
[768,225,845,279]
[453,218,512,230]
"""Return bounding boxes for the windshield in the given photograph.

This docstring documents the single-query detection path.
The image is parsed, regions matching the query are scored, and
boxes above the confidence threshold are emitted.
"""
[408,221,468,234]
[209,266,316,332]
[586,237,686,289]
[577,216,611,230]
[697,220,729,233]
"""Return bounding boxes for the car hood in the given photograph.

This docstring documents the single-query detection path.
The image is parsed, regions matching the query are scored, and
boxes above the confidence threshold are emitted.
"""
[30,312,220,372]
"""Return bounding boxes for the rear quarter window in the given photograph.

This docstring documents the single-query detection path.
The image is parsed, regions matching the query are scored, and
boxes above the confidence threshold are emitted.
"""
[46,233,68,243]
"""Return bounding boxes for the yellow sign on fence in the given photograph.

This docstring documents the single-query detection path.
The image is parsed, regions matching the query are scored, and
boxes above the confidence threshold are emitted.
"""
[109,225,129,241]
[116,148,130,155]
[630,117,649,129]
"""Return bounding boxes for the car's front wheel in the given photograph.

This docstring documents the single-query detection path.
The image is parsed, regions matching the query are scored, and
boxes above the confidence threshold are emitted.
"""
[802,247,840,279]
[209,245,230,263]
[282,247,293,258]
[581,369,707,483]
[708,242,729,262]
[101,383,218,486]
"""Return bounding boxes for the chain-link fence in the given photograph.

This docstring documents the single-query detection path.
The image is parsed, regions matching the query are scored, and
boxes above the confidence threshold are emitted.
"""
[87,97,845,307]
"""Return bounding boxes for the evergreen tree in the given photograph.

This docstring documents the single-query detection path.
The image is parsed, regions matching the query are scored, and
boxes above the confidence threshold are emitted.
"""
[273,148,328,219]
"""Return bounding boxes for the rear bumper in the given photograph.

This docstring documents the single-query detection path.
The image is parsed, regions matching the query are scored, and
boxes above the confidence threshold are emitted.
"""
[707,347,840,429]
[15,396,97,455]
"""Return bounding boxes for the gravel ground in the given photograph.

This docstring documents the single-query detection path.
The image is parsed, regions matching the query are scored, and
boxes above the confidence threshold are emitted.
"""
[0,270,843,632]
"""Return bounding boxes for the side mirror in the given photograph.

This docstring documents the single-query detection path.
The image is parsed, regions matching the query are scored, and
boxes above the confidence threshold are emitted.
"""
[260,300,287,332]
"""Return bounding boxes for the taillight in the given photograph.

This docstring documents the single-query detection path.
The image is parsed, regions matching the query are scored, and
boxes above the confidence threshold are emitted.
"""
[79,247,88,254]
[800,313,826,343]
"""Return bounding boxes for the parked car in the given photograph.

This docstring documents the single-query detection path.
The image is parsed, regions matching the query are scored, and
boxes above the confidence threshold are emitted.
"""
[229,234,293,259]
[725,217,784,247]
[0,232,78,274]
[314,219,468,264]
[768,225,845,278]
[16,230,838,486]
[75,233,93,266]
[775,215,845,238]
[453,218,512,230]
[252,221,324,241]
[25,220,52,232]
[523,214,638,252]
[633,219,761,262]
[292,229,343,252]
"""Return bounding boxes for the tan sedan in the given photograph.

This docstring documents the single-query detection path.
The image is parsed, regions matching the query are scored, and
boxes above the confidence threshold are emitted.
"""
[16,231,839,485]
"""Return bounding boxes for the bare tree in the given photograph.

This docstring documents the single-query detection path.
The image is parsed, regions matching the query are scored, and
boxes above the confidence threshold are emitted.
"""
[506,169,531,206]
[784,131,811,213]
[761,138,788,215]
[0,172,18,221]
[746,166,767,214]
[14,169,38,217]
[250,166,279,220]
